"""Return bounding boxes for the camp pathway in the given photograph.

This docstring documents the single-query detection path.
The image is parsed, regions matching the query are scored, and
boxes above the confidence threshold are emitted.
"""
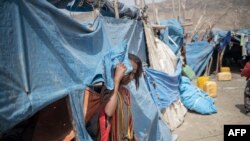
[173,72,250,141]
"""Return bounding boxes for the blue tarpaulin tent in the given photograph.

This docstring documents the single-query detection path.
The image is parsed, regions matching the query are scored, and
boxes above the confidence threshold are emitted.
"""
[185,41,214,76]
[144,62,182,109]
[159,19,184,55]
[128,77,172,141]
[48,0,141,19]
[186,41,214,76]
[0,0,172,141]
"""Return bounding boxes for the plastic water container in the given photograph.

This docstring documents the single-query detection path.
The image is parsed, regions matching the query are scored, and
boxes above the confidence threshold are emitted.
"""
[221,67,230,72]
[197,76,209,90]
[182,65,196,80]
[203,81,217,98]
[217,72,232,81]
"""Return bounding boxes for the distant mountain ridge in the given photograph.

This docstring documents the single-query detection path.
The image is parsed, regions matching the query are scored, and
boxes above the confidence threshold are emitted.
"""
[146,0,250,30]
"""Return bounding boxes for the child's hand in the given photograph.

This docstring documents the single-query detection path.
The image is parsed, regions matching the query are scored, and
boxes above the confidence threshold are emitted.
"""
[114,63,127,83]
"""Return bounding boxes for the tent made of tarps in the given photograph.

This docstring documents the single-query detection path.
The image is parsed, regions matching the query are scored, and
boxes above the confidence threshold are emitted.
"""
[185,41,214,76]
[0,0,172,141]
[212,29,229,44]
[48,0,141,20]
[128,77,172,141]
[235,29,250,35]
[144,61,182,109]
[159,19,184,55]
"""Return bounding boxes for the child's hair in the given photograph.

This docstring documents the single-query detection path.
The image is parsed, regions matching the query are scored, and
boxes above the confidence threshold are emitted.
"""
[128,53,143,89]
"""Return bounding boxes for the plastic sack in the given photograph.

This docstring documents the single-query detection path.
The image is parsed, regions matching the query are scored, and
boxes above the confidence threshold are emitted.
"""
[179,76,217,114]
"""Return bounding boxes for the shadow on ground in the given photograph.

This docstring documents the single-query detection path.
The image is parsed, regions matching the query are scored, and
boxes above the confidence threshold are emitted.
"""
[235,104,246,115]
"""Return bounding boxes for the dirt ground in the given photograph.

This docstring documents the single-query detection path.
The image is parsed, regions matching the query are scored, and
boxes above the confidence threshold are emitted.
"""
[173,72,250,141]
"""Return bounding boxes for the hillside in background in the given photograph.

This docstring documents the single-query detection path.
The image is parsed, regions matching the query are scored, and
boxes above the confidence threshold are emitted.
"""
[69,0,249,34]
[147,0,250,31]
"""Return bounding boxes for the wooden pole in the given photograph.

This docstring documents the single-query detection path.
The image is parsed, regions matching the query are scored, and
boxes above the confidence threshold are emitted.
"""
[155,8,160,25]
[220,46,227,69]
[182,22,193,26]
[208,56,213,76]
[216,52,220,74]
[151,24,166,30]
[181,0,186,20]
[114,0,119,19]
[134,0,138,6]
[152,0,156,24]
[205,56,213,76]
[205,62,209,76]
[178,0,181,21]
[172,0,176,18]
[140,0,145,9]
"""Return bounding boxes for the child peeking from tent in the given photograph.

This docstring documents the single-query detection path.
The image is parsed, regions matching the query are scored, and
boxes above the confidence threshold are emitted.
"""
[241,56,250,116]
[101,53,142,141]
[85,53,143,141]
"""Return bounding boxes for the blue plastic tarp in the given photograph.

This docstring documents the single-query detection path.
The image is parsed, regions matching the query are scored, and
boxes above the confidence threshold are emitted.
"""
[79,18,147,63]
[100,17,147,62]
[0,0,149,140]
[1,0,171,140]
[128,77,172,141]
[144,61,182,109]
[179,76,217,115]
[219,31,231,52]
[212,29,228,38]
[236,29,250,35]
[48,0,141,20]
[185,41,214,76]
[159,19,184,54]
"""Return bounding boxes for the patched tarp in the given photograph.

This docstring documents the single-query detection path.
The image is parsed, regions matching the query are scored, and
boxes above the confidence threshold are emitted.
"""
[185,41,214,76]
[0,0,172,141]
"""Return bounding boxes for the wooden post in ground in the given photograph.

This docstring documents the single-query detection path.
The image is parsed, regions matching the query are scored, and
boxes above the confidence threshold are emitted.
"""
[114,0,119,19]
[220,46,227,70]
[208,57,213,76]
[216,52,220,74]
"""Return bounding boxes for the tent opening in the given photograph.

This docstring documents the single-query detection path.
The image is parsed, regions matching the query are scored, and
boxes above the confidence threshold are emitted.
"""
[1,97,75,141]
